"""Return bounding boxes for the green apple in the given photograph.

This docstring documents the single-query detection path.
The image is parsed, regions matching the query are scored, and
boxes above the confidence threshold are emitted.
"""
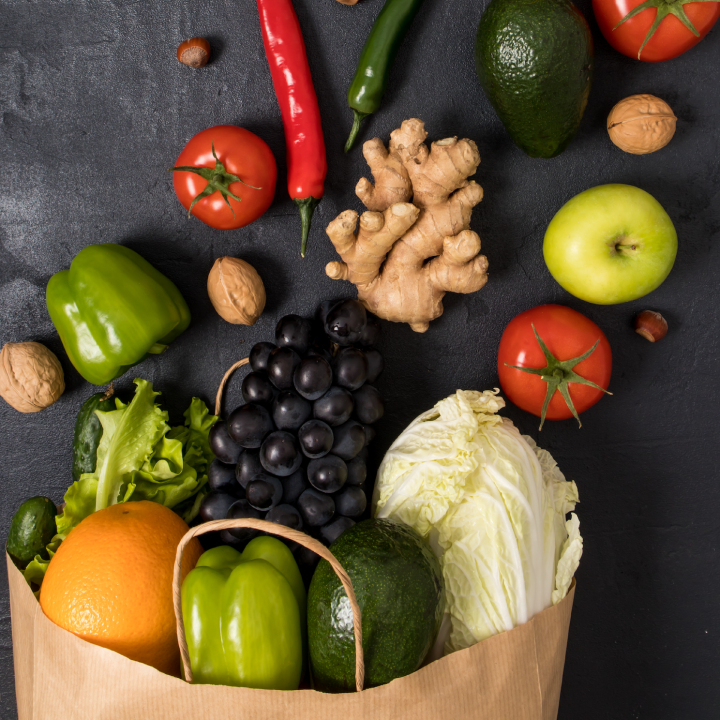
[543,184,677,304]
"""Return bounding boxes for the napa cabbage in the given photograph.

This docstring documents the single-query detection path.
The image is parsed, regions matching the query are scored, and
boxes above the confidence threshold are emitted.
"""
[373,389,582,655]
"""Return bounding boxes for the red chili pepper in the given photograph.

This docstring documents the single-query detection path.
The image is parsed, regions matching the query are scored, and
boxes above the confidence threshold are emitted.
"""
[256,0,327,257]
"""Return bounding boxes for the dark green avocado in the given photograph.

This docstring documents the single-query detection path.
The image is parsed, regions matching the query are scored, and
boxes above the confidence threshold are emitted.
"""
[7,496,58,570]
[308,518,444,692]
[475,0,594,158]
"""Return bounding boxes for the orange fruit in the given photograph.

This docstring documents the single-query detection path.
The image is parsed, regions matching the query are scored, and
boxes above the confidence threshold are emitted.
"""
[40,500,203,676]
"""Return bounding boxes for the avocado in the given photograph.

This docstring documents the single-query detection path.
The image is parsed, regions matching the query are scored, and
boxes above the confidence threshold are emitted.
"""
[7,496,58,570]
[475,0,594,158]
[307,518,443,692]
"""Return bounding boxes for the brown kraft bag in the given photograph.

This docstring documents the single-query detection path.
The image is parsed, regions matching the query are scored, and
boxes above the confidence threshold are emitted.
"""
[7,517,576,720]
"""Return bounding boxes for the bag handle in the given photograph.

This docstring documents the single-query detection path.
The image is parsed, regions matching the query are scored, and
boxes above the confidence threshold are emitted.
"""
[172,518,365,691]
[214,357,250,416]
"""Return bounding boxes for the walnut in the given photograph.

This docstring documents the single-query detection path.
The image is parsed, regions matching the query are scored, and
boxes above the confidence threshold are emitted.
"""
[0,342,65,413]
[207,257,266,325]
[607,94,677,155]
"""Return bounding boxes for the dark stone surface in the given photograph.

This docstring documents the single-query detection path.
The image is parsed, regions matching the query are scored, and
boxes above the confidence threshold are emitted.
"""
[0,0,718,717]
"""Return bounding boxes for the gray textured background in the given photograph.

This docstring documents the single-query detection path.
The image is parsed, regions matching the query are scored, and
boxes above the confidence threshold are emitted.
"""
[1,0,718,717]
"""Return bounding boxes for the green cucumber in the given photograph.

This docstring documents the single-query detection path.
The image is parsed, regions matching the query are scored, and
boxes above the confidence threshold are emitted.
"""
[7,496,58,569]
[72,386,115,482]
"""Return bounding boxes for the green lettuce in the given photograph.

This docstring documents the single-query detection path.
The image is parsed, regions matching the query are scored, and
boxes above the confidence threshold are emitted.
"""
[373,390,582,655]
[24,380,218,589]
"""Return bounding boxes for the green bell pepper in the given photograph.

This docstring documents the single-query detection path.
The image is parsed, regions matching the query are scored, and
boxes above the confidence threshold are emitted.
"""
[181,537,305,689]
[46,244,191,386]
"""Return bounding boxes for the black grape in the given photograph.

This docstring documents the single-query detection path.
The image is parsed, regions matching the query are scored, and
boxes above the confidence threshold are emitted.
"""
[320,516,355,545]
[209,422,243,465]
[246,473,283,511]
[364,349,384,383]
[313,386,354,427]
[353,385,385,424]
[333,348,368,391]
[276,314,314,356]
[331,420,366,461]
[235,449,262,489]
[281,468,308,505]
[324,299,367,346]
[297,489,335,527]
[260,431,302,477]
[267,346,302,391]
[306,345,332,364]
[298,419,334,459]
[227,403,274,448]
[225,499,263,541]
[294,356,333,401]
[208,459,243,496]
[249,342,277,373]
[346,456,367,486]
[266,503,303,532]
[317,299,341,327]
[357,314,381,347]
[307,455,347,493]
[199,491,237,523]
[334,486,367,517]
[272,391,312,431]
[242,372,276,406]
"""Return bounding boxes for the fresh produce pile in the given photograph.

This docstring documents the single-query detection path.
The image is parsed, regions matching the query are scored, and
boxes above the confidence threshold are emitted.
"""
[200,299,384,574]
[2,0,717,711]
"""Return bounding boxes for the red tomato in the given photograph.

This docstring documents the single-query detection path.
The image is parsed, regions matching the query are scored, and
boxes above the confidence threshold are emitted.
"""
[593,0,720,62]
[172,125,277,230]
[497,305,612,426]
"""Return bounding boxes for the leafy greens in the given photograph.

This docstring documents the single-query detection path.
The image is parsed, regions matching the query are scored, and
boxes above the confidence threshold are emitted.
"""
[373,389,582,655]
[24,379,218,588]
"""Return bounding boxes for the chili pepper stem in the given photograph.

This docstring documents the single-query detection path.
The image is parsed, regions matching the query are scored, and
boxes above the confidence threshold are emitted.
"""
[295,196,321,257]
[345,110,370,153]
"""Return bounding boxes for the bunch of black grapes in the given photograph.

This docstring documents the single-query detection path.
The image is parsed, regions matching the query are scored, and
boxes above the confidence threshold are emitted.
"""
[201,299,384,573]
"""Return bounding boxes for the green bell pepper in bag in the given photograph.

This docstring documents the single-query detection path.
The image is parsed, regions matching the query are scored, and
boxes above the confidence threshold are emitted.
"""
[46,244,190,385]
[181,537,305,689]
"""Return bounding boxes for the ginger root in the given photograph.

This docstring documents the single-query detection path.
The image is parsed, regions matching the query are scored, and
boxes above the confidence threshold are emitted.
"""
[326,119,489,332]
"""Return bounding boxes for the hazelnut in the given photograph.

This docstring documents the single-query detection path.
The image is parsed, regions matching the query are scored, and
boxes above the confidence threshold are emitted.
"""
[207,257,266,325]
[635,310,668,343]
[0,342,65,413]
[607,94,677,155]
[177,37,211,68]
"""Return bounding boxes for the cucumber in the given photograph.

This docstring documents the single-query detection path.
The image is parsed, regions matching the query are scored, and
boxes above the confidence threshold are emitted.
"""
[7,496,58,569]
[72,387,115,482]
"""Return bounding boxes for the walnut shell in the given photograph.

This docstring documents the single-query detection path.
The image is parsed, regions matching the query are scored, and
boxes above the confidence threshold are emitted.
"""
[207,257,266,325]
[0,342,65,413]
[607,94,677,155]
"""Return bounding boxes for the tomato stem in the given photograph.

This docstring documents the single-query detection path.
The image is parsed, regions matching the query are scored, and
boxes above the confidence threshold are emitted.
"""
[504,325,612,430]
[613,0,716,59]
[169,142,261,219]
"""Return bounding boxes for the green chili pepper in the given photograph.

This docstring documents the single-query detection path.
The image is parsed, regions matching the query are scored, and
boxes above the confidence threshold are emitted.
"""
[345,0,426,152]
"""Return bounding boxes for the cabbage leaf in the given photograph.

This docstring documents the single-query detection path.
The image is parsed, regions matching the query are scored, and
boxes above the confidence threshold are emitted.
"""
[373,390,582,655]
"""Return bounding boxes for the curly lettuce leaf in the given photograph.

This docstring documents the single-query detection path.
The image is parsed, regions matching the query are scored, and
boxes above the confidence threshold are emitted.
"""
[44,380,218,587]
[94,379,169,511]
